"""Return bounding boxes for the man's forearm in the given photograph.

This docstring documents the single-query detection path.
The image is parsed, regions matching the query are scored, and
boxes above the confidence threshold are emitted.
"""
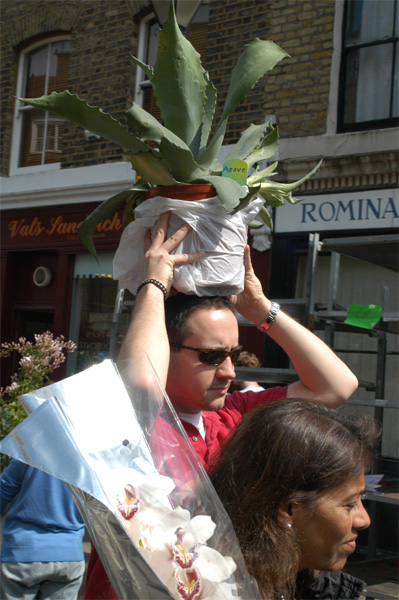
[117,284,170,388]
[267,309,358,407]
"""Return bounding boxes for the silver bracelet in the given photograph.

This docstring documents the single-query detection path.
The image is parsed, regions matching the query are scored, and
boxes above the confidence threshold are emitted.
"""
[257,302,280,333]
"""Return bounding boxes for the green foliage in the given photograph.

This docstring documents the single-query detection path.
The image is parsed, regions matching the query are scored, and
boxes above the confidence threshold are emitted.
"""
[18,0,321,257]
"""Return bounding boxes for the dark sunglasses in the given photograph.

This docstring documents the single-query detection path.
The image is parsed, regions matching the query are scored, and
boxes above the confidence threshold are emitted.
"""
[170,343,243,366]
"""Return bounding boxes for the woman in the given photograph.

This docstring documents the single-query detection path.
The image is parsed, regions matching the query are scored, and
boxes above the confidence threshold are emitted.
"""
[209,398,380,600]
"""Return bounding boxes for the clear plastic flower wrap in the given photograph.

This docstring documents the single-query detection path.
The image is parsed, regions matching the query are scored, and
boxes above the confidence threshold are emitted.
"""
[0,356,261,600]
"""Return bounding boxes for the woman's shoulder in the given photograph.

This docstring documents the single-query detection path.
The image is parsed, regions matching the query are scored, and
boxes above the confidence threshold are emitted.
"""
[300,570,366,600]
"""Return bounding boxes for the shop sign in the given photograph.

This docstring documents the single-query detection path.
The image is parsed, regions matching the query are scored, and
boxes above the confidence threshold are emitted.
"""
[274,188,399,233]
[1,205,123,249]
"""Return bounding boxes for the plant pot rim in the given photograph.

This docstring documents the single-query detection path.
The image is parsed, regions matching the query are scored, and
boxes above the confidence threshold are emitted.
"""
[144,184,216,201]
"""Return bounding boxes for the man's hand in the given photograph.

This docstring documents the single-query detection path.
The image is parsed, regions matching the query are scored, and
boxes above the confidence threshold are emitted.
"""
[229,245,271,325]
[142,211,204,294]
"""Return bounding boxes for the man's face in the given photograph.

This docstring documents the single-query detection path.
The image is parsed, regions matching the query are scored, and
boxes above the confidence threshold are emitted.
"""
[166,307,239,414]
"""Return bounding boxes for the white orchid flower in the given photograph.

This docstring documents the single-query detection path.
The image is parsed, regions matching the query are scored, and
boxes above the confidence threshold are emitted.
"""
[115,473,238,600]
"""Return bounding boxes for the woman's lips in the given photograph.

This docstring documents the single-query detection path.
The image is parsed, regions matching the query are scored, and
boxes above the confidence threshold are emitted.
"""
[343,539,357,552]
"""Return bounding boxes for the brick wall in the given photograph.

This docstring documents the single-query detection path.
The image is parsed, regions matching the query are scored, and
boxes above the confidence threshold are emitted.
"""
[1,0,336,175]
[1,0,396,190]
[205,0,334,142]
[0,0,152,174]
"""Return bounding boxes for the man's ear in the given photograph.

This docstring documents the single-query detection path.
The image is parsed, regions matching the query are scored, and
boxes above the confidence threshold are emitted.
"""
[277,500,293,527]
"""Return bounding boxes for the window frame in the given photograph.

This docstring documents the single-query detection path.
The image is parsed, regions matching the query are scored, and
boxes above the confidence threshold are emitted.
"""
[10,35,71,176]
[134,14,157,110]
[337,0,399,133]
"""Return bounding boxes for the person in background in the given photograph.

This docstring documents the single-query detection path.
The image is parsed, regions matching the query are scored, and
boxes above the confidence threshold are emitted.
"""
[1,459,86,600]
[84,213,359,599]
[234,349,265,392]
[210,398,380,600]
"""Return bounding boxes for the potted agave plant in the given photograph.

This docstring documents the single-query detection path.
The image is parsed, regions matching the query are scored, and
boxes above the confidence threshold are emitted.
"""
[19,1,321,295]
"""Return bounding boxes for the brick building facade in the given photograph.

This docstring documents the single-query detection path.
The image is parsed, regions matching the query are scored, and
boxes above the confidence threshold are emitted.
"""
[1,0,398,452]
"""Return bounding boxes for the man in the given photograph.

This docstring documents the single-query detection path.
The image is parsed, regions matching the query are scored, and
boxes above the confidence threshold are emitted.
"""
[1,460,86,600]
[234,349,265,392]
[84,214,358,598]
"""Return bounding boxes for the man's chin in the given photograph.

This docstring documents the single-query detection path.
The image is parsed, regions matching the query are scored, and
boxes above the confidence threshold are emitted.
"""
[205,393,227,411]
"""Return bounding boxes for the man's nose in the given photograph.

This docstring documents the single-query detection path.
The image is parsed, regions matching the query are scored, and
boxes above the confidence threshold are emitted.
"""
[216,357,236,379]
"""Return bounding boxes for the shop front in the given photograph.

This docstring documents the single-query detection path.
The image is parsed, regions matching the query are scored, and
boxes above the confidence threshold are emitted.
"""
[0,202,130,387]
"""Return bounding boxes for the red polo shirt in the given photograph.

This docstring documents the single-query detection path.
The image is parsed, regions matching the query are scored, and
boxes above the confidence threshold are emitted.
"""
[84,386,287,599]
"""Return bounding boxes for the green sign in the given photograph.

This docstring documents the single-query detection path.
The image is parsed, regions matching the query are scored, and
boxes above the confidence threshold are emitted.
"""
[344,304,382,330]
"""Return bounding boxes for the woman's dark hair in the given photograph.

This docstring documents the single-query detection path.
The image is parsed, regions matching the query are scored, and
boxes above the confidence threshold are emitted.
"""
[165,293,235,344]
[209,398,380,600]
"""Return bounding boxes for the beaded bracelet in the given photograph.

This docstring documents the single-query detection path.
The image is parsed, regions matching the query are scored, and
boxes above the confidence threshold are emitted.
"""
[136,278,168,300]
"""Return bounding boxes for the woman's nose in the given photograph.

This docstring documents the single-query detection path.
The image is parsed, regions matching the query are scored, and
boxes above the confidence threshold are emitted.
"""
[354,500,371,531]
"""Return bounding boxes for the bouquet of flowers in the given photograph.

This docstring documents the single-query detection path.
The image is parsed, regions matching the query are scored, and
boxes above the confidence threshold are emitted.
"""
[0,355,261,600]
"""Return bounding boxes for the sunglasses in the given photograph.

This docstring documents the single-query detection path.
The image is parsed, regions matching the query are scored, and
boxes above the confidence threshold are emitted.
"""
[170,343,243,366]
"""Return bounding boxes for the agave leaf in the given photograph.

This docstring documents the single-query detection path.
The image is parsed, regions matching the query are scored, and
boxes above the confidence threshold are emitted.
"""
[195,175,248,214]
[244,126,279,169]
[122,189,148,227]
[131,55,154,81]
[258,205,274,230]
[198,40,288,171]
[126,102,207,181]
[199,71,218,154]
[258,159,323,205]
[221,40,288,122]
[258,188,286,207]
[247,161,278,185]
[196,120,228,171]
[19,91,149,153]
[247,220,265,229]
[278,159,323,194]
[78,187,144,258]
[231,185,263,215]
[127,151,178,186]
[152,1,208,157]
[224,122,270,162]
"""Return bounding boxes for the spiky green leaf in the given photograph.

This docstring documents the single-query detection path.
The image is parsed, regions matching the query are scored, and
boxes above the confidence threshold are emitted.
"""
[221,40,288,122]
[247,161,278,185]
[197,40,287,170]
[127,151,178,186]
[131,55,154,81]
[194,175,248,213]
[19,91,149,153]
[244,126,279,169]
[258,205,274,230]
[152,1,208,157]
[224,122,271,162]
[78,187,144,258]
[199,71,218,154]
[126,102,207,181]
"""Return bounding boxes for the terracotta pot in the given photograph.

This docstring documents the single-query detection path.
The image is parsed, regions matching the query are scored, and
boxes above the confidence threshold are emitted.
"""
[144,184,216,201]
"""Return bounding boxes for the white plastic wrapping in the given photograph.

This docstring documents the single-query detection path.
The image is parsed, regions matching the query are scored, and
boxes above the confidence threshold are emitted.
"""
[113,194,264,296]
[0,357,261,600]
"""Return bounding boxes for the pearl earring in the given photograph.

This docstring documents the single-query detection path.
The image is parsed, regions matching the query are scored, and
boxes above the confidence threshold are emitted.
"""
[287,523,292,528]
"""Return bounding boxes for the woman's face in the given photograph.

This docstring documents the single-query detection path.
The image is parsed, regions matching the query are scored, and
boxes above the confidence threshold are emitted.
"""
[292,472,370,572]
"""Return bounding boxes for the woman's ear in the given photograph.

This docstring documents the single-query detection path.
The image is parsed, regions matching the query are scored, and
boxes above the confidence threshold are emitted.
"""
[277,500,293,528]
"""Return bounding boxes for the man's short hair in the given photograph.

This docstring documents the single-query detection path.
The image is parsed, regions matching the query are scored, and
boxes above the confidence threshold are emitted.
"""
[165,294,235,343]
[236,350,262,369]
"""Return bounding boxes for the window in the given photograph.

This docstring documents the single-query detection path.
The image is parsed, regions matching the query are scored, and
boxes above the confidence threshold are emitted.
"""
[67,254,133,375]
[135,4,209,119]
[338,0,398,132]
[11,38,70,173]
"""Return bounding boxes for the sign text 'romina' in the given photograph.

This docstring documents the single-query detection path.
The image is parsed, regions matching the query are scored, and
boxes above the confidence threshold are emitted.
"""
[274,188,398,233]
